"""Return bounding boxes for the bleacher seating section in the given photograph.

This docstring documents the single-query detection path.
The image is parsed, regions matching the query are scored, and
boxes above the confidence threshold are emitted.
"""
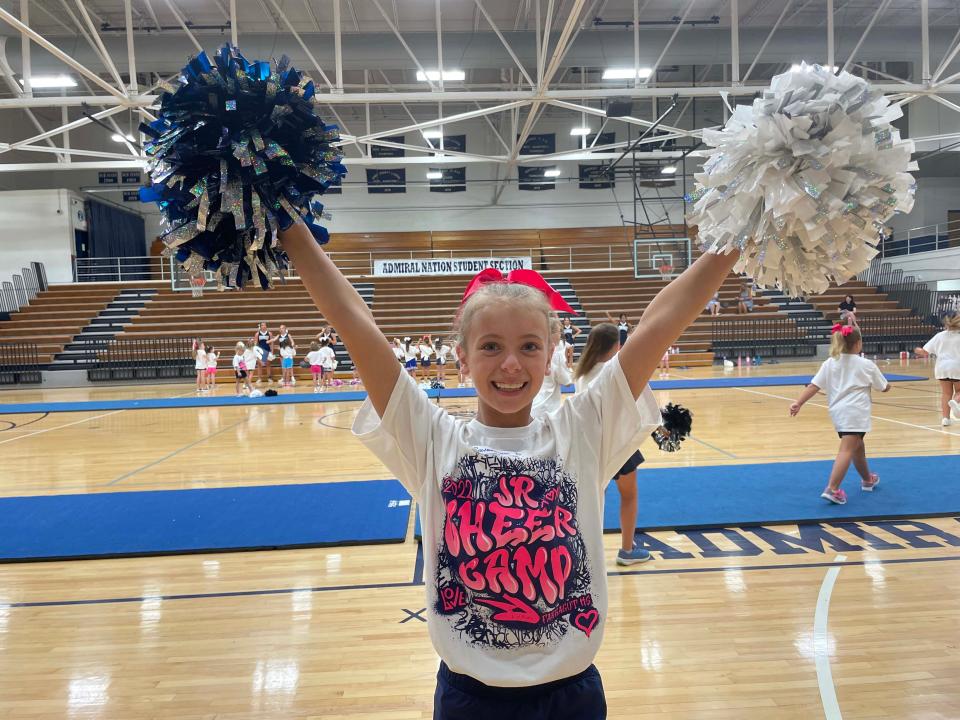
[0,227,940,379]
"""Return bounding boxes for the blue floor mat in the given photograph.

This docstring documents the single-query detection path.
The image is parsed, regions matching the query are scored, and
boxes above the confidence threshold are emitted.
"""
[603,455,960,531]
[0,480,411,561]
[0,375,926,415]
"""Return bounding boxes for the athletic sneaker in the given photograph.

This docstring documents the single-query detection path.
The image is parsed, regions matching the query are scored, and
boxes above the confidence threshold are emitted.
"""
[616,543,652,566]
[949,398,960,417]
[942,418,952,427]
[862,473,880,491]
[821,487,847,505]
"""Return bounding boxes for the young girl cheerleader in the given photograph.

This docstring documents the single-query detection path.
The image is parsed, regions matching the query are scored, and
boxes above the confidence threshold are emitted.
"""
[194,337,208,393]
[531,319,574,417]
[317,337,337,389]
[400,336,418,378]
[417,334,434,382]
[205,345,218,392]
[305,341,324,392]
[434,336,452,385]
[279,337,296,388]
[790,325,890,504]
[278,220,738,718]
[232,342,253,396]
[605,311,631,347]
[251,322,276,383]
[560,316,580,365]
[574,322,650,565]
[914,312,960,426]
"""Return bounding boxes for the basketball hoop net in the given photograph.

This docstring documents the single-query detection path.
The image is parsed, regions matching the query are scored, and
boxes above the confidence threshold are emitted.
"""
[190,275,206,298]
[658,263,674,280]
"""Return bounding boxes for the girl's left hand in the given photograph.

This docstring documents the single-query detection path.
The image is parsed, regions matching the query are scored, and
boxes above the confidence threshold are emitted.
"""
[789,402,802,416]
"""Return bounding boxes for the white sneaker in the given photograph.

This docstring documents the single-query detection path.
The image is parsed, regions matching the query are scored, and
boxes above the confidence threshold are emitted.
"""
[942,417,952,427]
[949,399,960,420]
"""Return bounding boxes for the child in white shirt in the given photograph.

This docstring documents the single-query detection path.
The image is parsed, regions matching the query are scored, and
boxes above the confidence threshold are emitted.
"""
[304,341,324,392]
[279,338,296,388]
[317,338,337,389]
[232,342,253,396]
[194,338,208,393]
[791,325,890,504]
[401,336,418,378]
[277,217,739,717]
[205,345,218,391]
[914,313,960,426]
[417,334,435,382]
[434,336,452,385]
[531,319,573,417]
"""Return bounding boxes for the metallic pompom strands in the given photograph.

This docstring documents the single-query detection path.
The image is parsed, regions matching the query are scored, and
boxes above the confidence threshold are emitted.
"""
[138,44,347,289]
[685,62,916,297]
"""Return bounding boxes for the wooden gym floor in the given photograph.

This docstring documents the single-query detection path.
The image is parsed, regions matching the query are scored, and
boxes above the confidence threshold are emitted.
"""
[0,358,958,719]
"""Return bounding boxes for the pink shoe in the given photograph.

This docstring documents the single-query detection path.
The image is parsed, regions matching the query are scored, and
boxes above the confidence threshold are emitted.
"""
[861,473,879,491]
[821,487,847,505]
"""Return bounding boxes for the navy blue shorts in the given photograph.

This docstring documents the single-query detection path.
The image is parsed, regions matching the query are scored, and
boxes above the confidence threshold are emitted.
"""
[433,662,606,720]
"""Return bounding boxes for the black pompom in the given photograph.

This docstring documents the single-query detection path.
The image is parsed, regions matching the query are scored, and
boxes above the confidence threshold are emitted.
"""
[139,45,346,289]
[651,402,693,452]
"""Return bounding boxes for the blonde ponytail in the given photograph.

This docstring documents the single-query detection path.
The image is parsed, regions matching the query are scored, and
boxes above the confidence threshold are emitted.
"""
[829,325,862,359]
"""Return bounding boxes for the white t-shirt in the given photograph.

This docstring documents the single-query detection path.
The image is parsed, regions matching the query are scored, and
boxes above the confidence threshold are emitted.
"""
[923,330,960,380]
[280,346,296,360]
[437,344,452,363]
[232,353,245,371]
[195,349,208,370]
[392,346,405,362]
[243,346,262,369]
[206,351,218,369]
[317,345,337,370]
[305,350,324,367]
[573,361,605,395]
[811,354,889,432]
[402,345,419,362]
[418,343,434,360]
[532,344,574,417]
[353,356,660,687]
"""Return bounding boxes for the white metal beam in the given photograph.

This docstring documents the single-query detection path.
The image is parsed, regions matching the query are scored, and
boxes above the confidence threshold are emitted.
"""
[742,0,792,83]
[644,0,696,86]
[921,0,930,84]
[123,0,138,92]
[160,0,203,53]
[345,101,530,144]
[840,0,892,74]
[546,99,699,138]
[0,7,129,100]
[333,0,343,92]
[731,0,740,84]
[19,0,30,96]
[142,0,162,33]
[0,105,129,155]
[266,0,333,89]
[473,0,535,87]
[371,0,437,91]
[74,0,127,94]
[229,0,238,46]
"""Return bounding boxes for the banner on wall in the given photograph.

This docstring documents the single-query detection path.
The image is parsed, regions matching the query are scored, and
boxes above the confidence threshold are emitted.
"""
[519,133,555,155]
[429,167,466,192]
[579,164,614,189]
[122,191,140,202]
[366,168,406,193]
[373,256,532,277]
[70,197,87,230]
[518,166,555,191]
[121,171,141,184]
[371,135,405,157]
[98,171,118,185]
[440,134,466,153]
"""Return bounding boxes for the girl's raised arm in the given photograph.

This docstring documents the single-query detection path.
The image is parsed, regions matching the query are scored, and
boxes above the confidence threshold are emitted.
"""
[620,251,740,397]
[279,222,399,415]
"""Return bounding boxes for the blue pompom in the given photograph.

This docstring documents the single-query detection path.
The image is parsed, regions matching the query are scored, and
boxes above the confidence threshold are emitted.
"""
[139,44,347,289]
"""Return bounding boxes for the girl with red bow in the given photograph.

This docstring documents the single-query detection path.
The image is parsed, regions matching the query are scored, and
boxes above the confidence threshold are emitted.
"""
[790,324,890,505]
[278,222,738,719]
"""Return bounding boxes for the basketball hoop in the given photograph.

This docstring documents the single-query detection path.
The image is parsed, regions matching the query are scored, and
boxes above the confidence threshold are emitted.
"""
[658,263,674,281]
[190,275,206,298]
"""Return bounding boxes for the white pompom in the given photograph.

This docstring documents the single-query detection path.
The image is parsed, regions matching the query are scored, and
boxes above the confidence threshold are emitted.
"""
[686,62,916,296]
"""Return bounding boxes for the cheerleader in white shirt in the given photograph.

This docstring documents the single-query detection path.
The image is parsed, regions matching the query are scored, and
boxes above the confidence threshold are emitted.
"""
[531,319,574,417]
[433,336,452,384]
[304,341,325,392]
[205,345,218,392]
[400,336,418,378]
[193,338,208,393]
[791,325,890,504]
[914,312,960,426]
[417,334,435,382]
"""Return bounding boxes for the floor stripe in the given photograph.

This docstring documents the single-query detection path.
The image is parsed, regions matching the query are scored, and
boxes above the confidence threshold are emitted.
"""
[7,552,960,610]
[815,554,846,720]
[732,386,960,437]
[0,409,125,447]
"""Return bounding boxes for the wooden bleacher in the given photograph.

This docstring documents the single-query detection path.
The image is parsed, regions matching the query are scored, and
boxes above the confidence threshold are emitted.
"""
[0,285,119,365]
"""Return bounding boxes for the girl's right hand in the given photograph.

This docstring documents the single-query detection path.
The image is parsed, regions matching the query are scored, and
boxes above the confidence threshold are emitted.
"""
[789,402,802,416]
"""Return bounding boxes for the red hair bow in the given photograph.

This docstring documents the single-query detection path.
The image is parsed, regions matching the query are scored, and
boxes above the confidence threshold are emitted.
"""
[460,268,578,315]
[831,323,853,337]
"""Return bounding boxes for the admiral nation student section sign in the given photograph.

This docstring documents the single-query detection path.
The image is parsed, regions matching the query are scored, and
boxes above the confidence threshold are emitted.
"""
[374,257,532,277]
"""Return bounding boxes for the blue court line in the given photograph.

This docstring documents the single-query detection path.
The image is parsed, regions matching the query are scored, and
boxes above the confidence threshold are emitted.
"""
[0,374,928,415]
[8,553,959,610]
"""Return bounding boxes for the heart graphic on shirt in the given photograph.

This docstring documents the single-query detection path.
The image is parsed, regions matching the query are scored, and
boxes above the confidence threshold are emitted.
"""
[573,609,599,638]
